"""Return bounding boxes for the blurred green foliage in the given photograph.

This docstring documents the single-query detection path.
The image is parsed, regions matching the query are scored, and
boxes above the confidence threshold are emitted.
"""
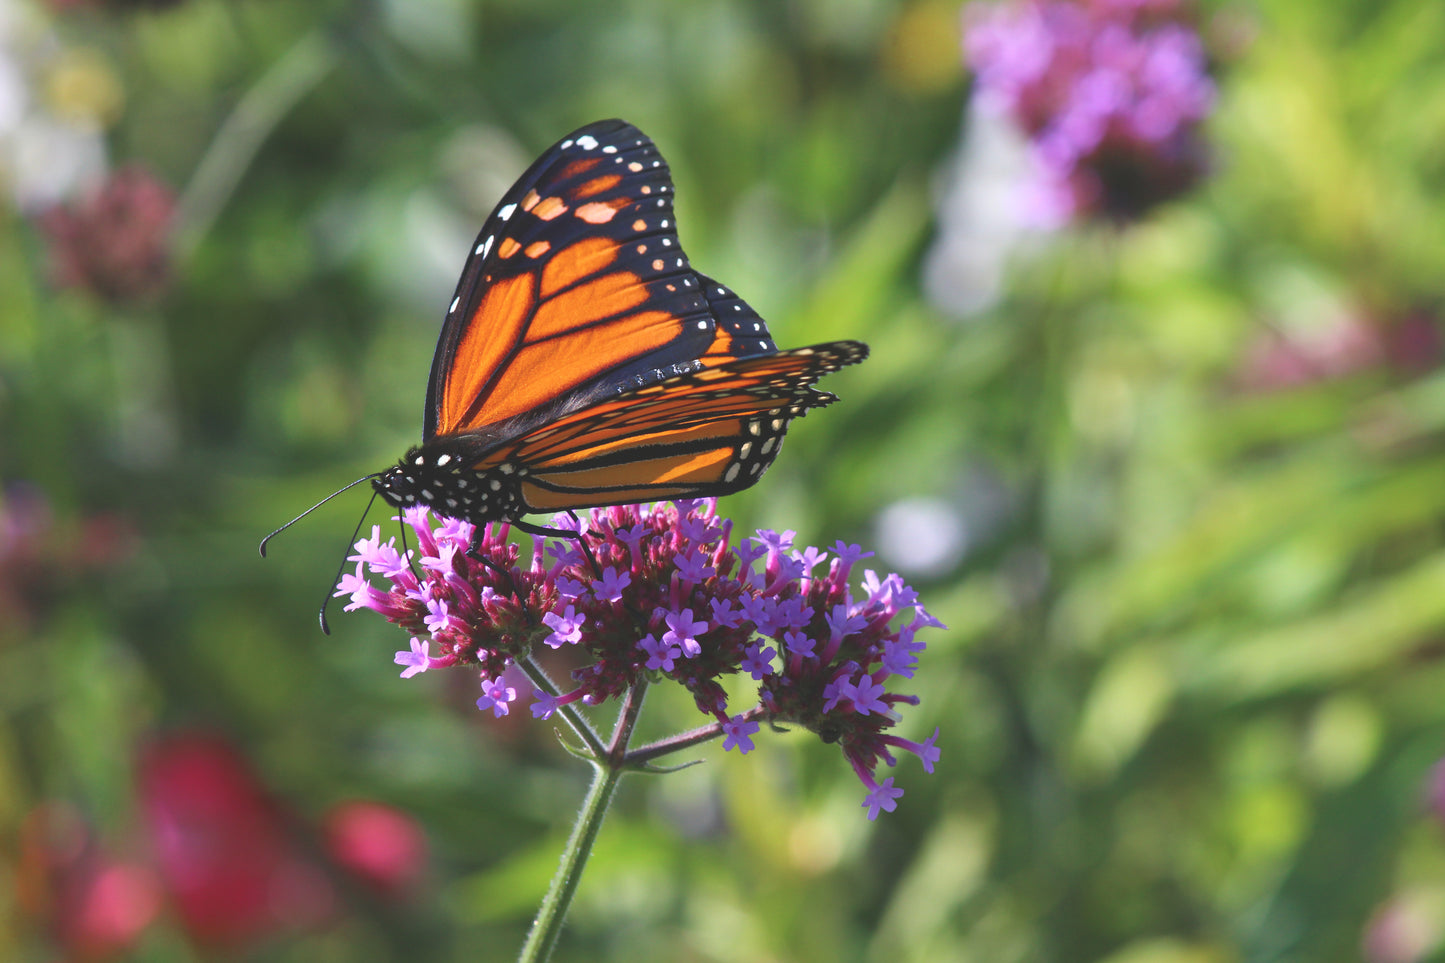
[4,0,1445,960]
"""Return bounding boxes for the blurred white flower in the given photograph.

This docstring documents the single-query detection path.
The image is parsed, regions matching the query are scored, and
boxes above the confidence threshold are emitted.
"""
[922,101,1049,319]
[7,111,104,207]
[874,496,968,578]
[0,1,107,209]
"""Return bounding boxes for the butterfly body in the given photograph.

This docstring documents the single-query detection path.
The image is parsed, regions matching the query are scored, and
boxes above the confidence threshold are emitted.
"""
[373,119,867,526]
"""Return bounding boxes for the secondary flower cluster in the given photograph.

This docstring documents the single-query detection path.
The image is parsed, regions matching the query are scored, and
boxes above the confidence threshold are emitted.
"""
[964,0,1216,223]
[338,499,942,819]
[38,166,176,305]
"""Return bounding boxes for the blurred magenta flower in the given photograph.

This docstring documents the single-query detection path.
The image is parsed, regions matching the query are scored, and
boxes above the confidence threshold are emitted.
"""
[963,0,1215,223]
[1237,308,1443,393]
[37,165,175,304]
[1238,314,1385,392]
[137,733,335,948]
[339,499,942,818]
[322,801,428,902]
[1362,895,1440,963]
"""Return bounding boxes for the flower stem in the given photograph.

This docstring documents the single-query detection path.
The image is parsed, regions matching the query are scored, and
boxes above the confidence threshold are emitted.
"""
[517,681,648,963]
[607,679,649,761]
[624,706,765,767]
[516,759,623,963]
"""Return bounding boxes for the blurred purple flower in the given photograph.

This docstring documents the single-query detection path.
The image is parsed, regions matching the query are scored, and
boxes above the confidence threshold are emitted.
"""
[339,499,944,818]
[963,0,1215,223]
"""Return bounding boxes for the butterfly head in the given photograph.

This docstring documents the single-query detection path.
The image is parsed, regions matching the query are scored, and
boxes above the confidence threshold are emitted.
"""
[372,446,523,526]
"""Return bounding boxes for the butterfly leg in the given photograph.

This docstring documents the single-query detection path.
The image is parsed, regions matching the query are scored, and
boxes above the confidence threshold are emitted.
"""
[466,543,544,630]
[512,517,604,581]
[516,515,662,641]
[567,511,606,583]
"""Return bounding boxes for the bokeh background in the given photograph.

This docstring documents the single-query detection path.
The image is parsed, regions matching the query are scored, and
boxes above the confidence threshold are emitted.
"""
[5,0,1445,960]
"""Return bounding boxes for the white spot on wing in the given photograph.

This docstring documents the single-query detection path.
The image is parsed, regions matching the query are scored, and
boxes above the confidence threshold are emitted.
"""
[449,296,460,313]
[498,203,516,221]
[577,135,599,150]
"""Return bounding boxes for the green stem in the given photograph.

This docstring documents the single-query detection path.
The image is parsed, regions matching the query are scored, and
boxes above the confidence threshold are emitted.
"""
[517,679,648,963]
[172,29,339,262]
[516,761,622,963]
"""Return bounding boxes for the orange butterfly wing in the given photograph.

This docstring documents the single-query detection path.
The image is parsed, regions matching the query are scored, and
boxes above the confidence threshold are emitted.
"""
[375,119,867,525]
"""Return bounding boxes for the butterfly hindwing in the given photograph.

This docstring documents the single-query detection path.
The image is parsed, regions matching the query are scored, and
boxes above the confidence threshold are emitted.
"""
[424,120,722,440]
[473,341,869,513]
[694,273,778,364]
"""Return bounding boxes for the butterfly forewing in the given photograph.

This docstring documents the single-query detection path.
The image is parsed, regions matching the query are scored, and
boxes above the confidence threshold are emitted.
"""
[425,120,724,440]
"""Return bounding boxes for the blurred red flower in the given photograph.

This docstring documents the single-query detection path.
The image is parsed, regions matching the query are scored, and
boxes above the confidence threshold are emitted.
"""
[37,166,176,305]
[15,803,162,962]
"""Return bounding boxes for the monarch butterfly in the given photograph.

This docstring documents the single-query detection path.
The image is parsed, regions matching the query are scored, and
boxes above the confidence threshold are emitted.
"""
[264,119,866,623]
[373,118,867,525]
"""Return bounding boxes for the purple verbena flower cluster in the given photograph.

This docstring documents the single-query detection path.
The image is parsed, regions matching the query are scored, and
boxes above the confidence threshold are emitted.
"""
[339,499,942,819]
[964,0,1215,223]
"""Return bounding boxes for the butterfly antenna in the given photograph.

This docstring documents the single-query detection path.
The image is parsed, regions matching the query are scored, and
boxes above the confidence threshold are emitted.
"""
[259,473,385,557]
[318,489,381,635]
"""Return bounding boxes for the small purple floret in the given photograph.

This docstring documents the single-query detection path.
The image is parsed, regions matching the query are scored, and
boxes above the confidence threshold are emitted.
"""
[394,638,432,678]
[661,608,708,659]
[591,566,631,601]
[639,633,681,672]
[863,777,905,820]
[542,605,585,648]
[783,630,816,659]
[476,675,517,718]
[721,715,760,753]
